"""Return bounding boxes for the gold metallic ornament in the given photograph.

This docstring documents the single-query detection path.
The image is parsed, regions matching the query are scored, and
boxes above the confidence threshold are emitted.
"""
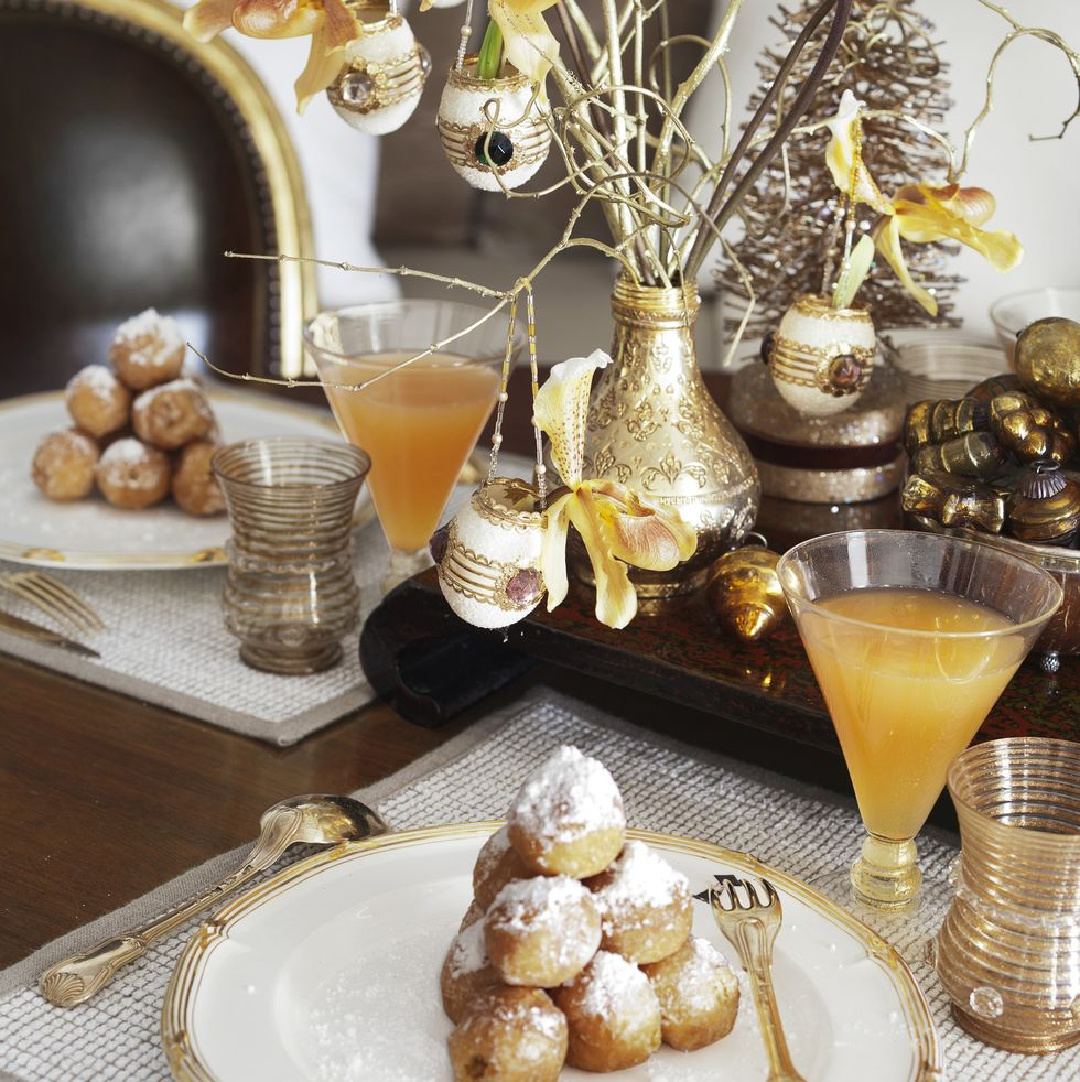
[904,397,989,456]
[989,393,1075,467]
[707,536,787,642]
[1014,317,1080,408]
[912,431,1008,480]
[1004,463,1080,546]
[901,470,1005,534]
[966,372,1022,402]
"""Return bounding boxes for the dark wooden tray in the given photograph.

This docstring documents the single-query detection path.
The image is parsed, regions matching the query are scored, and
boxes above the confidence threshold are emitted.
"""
[360,568,1080,751]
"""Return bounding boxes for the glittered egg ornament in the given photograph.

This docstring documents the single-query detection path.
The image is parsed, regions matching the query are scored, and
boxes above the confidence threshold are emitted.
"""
[437,57,552,192]
[326,0,429,136]
[768,293,876,417]
[433,478,545,628]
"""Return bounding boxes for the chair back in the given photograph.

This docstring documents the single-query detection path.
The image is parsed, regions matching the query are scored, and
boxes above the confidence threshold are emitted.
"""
[0,0,316,396]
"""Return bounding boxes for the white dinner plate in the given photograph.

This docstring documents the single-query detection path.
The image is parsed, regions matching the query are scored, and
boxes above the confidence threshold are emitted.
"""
[0,390,372,569]
[162,823,940,1082]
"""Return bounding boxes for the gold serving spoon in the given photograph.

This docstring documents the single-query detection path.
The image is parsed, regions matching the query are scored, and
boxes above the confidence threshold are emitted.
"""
[39,794,388,1008]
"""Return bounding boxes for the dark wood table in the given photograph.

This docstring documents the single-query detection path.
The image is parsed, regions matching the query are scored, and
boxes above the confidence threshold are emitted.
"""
[0,653,476,968]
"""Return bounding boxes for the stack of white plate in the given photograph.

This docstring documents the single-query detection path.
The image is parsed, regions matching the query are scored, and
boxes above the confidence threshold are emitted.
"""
[888,337,1007,403]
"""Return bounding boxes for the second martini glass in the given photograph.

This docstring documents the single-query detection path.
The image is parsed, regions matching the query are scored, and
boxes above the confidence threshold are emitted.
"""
[777,530,1061,937]
[304,301,521,592]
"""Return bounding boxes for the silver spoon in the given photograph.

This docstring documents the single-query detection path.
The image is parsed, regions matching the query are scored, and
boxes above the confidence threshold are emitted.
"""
[39,794,388,1007]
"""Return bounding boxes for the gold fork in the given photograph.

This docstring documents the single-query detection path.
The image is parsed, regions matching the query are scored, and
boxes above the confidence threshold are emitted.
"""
[710,876,806,1082]
[0,571,105,636]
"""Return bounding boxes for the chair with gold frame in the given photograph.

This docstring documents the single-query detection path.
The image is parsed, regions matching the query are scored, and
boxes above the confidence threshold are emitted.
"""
[0,0,316,397]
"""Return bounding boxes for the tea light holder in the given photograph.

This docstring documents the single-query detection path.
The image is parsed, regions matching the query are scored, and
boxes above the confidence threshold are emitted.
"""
[213,438,370,674]
[935,737,1080,1053]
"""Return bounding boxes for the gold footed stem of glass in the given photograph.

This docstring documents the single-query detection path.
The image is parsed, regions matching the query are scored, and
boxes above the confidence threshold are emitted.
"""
[851,833,921,911]
[383,548,433,595]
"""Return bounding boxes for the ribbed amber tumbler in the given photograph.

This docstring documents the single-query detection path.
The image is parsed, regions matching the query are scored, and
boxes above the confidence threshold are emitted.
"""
[937,738,1080,1053]
[213,438,370,674]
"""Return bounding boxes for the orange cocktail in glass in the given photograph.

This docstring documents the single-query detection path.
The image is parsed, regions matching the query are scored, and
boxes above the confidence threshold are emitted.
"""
[305,303,518,591]
[778,530,1060,913]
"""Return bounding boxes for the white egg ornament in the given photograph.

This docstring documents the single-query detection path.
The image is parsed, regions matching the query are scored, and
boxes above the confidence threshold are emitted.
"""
[326,3,429,136]
[437,58,552,192]
[432,478,545,628]
[767,293,876,417]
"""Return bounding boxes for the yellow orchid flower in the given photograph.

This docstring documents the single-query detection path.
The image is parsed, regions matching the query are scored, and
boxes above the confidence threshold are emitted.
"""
[183,0,357,112]
[824,90,891,216]
[488,0,561,93]
[533,349,697,629]
[871,183,1024,316]
[823,91,1023,317]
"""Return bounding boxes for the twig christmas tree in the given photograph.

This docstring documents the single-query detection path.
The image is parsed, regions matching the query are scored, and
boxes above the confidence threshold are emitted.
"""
[719,0,964,333]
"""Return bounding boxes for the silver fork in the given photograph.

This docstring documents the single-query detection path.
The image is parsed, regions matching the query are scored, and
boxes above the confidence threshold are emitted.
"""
[710,876,806,1082]
[0,571,105,636]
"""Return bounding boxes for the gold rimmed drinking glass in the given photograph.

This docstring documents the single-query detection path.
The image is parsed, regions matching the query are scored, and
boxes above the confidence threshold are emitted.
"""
[213,438,370,674]
[936,737,1080,1053]
[777,529,1061,921]
[304,301,522,594]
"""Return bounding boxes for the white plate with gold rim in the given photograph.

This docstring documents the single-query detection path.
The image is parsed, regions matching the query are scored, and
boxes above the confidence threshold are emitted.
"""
[0,390,372,570]
[162,823,941,1082]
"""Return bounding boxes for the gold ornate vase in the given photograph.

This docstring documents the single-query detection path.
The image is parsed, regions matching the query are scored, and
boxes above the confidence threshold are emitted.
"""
[576,277,760,597]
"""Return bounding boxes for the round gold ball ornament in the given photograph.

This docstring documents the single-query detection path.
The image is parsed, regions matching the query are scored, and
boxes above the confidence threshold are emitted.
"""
[1014,317,1080,409]
[437,57,552,192]
[326,1,429,136]
[432,477,546,628]
[707,534,788,642]
[767,294,876,417]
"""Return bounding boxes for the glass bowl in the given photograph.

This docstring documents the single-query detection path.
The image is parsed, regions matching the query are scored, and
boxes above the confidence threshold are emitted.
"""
[989,287,1080,368]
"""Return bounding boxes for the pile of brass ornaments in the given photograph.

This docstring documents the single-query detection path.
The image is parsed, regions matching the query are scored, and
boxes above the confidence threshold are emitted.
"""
[903,317,1080,670]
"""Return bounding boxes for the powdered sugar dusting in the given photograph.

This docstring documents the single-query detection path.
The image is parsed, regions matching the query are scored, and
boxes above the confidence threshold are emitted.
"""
[65,365,119,399]
[97,438,166,489]
[481,824,512,862]
[99,438,151,469]
[596,842,689,928]
[112,308,184,364]
[448,921,488,978]
[460,991,567,1064]
[666,938,738,1012]
[488,876,593,932]
[132,379,208,418]
[508,745,625,845]
[576,951,658,1030]
[487,876,601,973]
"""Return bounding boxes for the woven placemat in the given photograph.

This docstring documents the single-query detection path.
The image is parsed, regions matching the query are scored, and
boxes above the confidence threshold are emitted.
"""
[1,689,1072,1081]
[0,456,532,746]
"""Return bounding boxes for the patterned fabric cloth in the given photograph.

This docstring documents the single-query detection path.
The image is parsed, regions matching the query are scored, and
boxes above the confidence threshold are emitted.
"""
[1,692,1073,1080]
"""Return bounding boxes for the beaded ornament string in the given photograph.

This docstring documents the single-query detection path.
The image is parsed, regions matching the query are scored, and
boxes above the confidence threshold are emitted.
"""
[487,284,548,504]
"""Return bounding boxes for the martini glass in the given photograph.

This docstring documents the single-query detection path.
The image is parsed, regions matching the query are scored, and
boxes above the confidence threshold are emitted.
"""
[304,301,521,593]
[777,530,1060,937]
